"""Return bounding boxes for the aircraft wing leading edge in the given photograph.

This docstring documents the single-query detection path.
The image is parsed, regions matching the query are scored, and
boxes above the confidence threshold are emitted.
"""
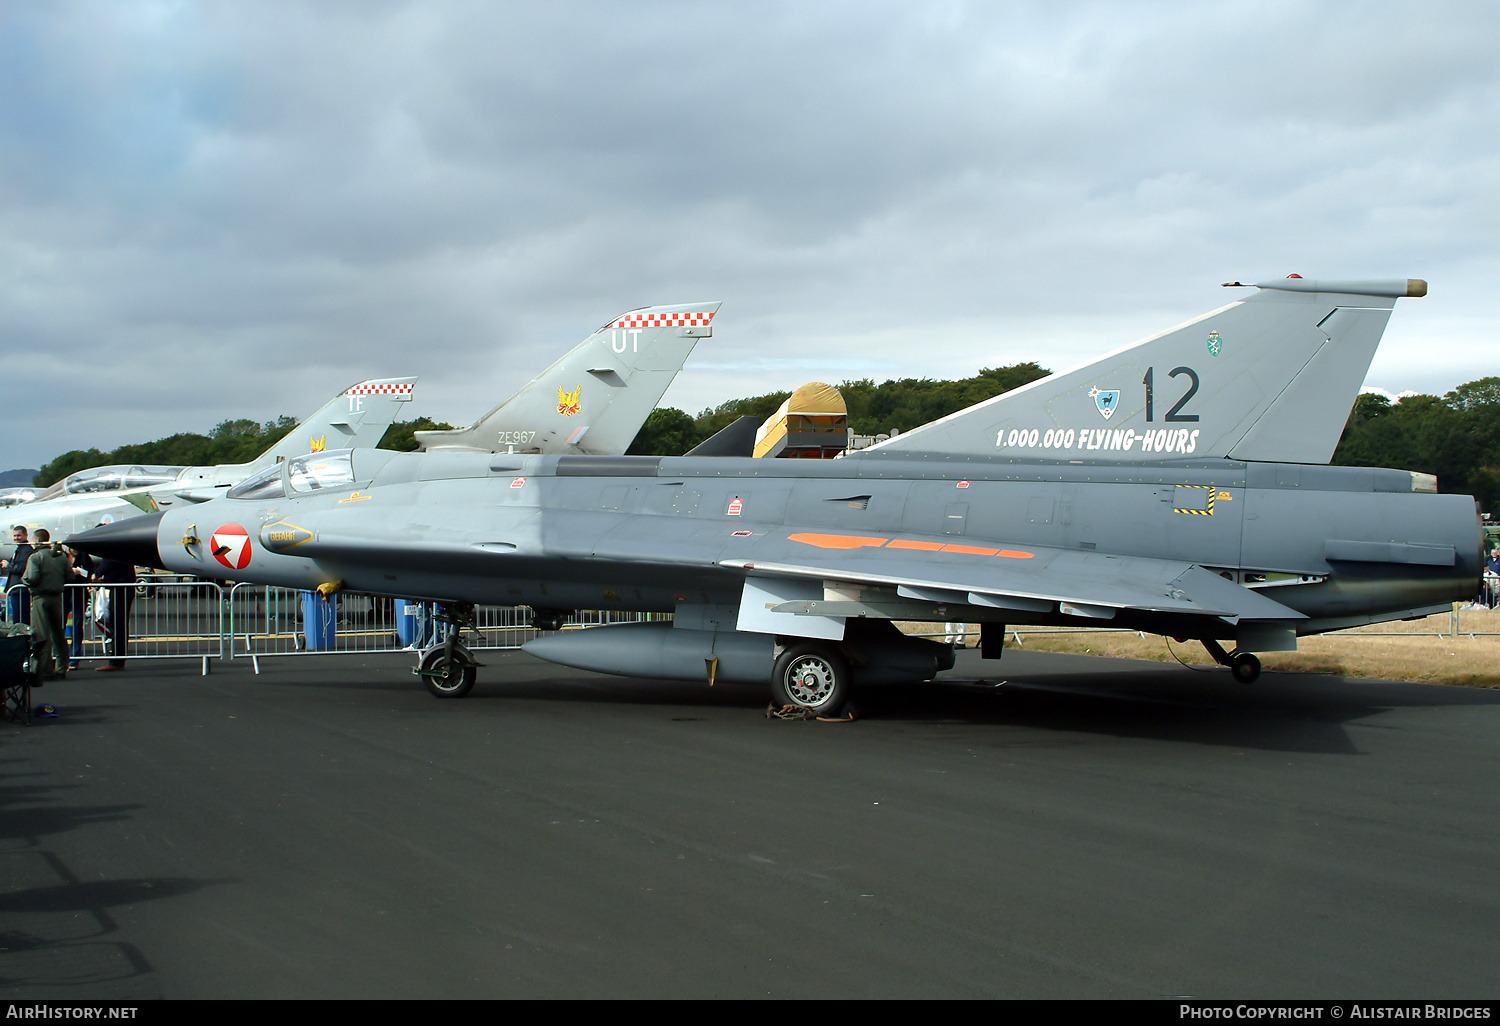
[709,528,1305,626]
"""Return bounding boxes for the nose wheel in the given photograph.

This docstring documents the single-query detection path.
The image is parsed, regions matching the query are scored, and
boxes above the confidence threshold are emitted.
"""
[418,645,478,698]
[413,602,483,698]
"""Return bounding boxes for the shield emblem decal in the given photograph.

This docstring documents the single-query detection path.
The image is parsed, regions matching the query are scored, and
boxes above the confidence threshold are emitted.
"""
[1207,331,1223,357]
[1089,387,1120,420]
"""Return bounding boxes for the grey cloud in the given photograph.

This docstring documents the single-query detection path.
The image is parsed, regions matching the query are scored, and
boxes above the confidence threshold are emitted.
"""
[1,0,1497,469]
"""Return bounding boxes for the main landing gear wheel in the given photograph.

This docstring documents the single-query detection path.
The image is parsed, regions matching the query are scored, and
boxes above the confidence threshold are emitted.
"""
[1201,638,1262,684]
[771,643,849,715]
[1229,650,1261,684]
[420,645,478,698]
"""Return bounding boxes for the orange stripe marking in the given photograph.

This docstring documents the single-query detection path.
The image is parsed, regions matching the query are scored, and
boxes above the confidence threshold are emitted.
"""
[939,543,998,556]
[789,533,1036,560]
[887,539,944,552]
[787,532,889,550]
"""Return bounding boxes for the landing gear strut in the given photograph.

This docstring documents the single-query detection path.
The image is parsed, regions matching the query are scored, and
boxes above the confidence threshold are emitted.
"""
[414,602,483,698]
[1201,638,1261,683]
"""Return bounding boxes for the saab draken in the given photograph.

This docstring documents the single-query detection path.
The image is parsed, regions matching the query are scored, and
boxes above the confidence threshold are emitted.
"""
[72,279,1478,714]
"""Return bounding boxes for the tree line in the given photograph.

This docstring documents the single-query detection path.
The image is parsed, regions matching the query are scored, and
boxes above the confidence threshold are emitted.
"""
[30,370,1500,511]
[1332,377,1500,511]
[31,416,453,488]
[625,363,1052,455]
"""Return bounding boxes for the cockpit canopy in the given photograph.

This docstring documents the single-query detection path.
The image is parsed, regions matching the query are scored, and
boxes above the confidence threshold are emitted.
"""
[0,488,37,507]
[227,450,359,501]
[288,451,357,493]
[35,465,185,503]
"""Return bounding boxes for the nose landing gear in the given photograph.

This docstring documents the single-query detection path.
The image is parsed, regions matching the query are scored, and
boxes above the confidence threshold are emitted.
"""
[414,602,484,698]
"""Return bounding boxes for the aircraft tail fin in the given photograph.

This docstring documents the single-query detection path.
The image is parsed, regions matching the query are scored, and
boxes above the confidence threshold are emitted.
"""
[256,377,417,464]
[866,278,1426,464]
[685,415,760,458]
[415,302,722,455]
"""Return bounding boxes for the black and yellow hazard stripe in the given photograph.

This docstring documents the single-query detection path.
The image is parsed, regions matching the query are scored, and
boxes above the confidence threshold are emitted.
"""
[1173,484,1215,516]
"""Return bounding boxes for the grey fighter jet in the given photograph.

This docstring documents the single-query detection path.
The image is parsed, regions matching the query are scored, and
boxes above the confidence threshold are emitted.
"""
[71,279,1478,714]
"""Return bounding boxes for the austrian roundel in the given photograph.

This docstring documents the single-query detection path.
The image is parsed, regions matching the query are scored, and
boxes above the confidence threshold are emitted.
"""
[211,523,253,570]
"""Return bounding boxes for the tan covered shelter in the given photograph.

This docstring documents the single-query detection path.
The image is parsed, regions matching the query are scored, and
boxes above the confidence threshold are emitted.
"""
[753,382,849,459]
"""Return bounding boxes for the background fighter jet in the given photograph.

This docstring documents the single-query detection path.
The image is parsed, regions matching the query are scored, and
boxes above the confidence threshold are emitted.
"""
[147,378,419,510]
[73,279,1475,715]
[0,487,39,508]
[12,300,716,555]
[414,301,721,455]
[4,377,417,556]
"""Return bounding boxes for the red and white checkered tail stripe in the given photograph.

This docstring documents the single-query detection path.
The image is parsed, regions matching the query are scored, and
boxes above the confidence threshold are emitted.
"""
[612,310,718,329]
[344,382,416,397]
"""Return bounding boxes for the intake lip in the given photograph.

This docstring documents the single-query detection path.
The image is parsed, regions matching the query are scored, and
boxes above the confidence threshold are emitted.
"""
[67,513,167,570]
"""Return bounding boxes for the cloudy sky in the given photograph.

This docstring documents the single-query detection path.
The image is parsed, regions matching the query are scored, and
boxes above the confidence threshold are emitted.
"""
[2,0,1497,471]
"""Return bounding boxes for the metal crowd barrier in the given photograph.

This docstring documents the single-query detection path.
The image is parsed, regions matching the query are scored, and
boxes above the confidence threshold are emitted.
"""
[226,584,403,661]
[3,580,226,674]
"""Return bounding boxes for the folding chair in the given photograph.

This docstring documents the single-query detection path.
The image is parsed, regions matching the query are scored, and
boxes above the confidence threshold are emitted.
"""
[0,624,39,725]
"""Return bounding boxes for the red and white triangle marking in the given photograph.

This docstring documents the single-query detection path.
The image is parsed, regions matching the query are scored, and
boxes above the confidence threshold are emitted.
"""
[211,524,252,570]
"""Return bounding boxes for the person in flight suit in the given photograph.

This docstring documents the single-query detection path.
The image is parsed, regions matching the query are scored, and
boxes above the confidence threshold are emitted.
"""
[22,528,71,679]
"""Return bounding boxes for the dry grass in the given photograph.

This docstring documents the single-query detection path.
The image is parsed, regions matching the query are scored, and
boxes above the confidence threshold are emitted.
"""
[902,605,1500,689]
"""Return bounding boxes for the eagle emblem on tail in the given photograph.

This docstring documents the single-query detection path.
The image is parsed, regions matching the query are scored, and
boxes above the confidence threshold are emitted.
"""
[557,385,582,417]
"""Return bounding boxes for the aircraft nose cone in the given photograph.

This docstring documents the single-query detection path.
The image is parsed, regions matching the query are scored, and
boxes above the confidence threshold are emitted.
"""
[67,513,167,570]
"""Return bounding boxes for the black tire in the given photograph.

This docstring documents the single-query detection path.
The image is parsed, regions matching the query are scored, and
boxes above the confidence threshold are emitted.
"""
[1229,650,1261,684]
[771,643,849,714]
[421,646,478,698]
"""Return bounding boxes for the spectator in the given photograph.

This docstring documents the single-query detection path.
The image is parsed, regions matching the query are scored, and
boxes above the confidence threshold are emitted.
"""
[64,545,94,668]
[92,548,137,672]
[1,525,34,626]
